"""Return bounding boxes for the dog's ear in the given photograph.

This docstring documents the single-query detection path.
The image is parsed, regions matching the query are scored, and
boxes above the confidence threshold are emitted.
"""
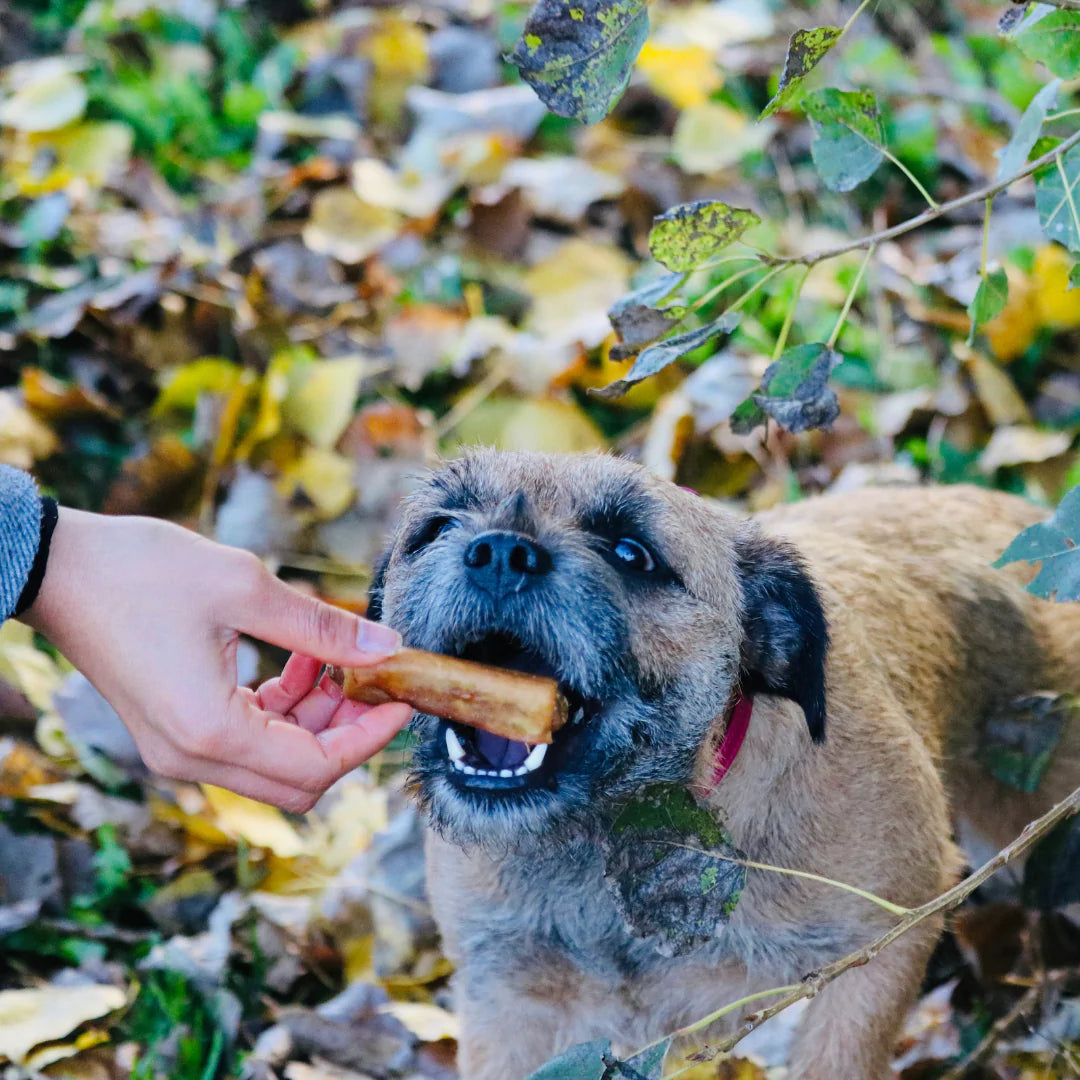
[366,547,391,623]
[736,534,829,743]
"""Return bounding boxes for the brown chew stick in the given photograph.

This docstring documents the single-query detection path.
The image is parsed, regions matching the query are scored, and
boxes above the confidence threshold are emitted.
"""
[336,648,569,744]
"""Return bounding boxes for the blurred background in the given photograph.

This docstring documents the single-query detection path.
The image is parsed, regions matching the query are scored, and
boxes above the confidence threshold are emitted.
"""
[4,0,1080,1077]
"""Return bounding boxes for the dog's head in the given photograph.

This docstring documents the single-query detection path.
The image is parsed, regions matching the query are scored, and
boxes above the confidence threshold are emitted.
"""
[372,450,827,849]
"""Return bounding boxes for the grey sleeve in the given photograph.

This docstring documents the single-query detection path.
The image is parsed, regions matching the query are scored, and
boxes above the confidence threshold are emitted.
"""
[0,465,44,622]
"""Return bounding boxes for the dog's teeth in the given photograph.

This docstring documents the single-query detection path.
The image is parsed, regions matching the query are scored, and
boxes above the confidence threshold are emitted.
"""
[521,743,548,772]
[462,764,477,775]
[513,764,527,775]
[499,769,513,777]
[445,728,466,762]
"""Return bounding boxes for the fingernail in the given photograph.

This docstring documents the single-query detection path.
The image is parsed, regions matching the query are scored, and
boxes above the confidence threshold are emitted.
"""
[356,619,401,655]
[319,672,344,701]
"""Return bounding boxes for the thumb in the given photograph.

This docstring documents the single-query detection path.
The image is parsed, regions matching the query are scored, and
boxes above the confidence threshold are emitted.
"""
[235,567,401,666]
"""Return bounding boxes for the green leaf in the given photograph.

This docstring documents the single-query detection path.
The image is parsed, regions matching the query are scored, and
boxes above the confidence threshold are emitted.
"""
[1070,262,1080,290]
[978,692,1073,794]
[608,273,686,359]
[619,1040,671,1079]
[1035,143,1080,252]
[994,484,1080,601]
[730,343,843,434]
[592,312,741,399]
[648,200,761,273]
[996,79,1061,182]
[760,26,843,119]
[604,784,745,956]
[525,1039,611,1080]
[968,267,1009,334]
[804,88,885,193]
[1016,10,1080,79]
[508,0,650,124]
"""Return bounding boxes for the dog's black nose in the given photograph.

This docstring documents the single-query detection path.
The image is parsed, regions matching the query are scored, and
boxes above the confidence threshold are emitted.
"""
[463,530,551,596]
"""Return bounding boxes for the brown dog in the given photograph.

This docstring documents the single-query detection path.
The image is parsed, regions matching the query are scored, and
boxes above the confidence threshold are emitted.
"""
[369,450,1080,1079]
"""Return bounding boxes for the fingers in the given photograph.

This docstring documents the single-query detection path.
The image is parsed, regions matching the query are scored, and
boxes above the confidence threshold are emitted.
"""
[287,673,346,733]
[255,653,321,714]
[228,701,413,793]
[233,566,400,667]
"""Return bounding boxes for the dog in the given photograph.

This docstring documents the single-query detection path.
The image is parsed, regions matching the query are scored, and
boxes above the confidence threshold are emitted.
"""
[368,449,1080,1080]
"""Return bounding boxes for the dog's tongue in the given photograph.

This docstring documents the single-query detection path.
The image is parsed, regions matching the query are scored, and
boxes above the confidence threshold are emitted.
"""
[473,729,530,770]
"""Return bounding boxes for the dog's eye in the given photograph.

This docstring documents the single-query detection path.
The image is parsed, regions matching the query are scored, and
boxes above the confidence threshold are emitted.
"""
[610,537,656,573]
[405,516,459,554]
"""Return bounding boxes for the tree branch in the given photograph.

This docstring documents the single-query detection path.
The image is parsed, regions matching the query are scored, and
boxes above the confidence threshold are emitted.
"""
[767,127,1080,267]
[1018,0,1080,10]
[671,782,1080,1062]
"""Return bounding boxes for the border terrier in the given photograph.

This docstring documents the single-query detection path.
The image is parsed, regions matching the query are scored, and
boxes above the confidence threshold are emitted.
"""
[368,449,1080,1080]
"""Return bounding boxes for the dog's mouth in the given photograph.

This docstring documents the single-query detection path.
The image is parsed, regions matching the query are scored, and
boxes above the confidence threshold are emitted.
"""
[434,632,593,794]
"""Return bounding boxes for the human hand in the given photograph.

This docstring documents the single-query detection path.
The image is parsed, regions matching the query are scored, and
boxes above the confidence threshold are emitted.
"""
[21,508,412,811]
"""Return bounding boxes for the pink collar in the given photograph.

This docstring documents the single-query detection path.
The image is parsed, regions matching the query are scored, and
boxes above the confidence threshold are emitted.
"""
[708,693,753,788]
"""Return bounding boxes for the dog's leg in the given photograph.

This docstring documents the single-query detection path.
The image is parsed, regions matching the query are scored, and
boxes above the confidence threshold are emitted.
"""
[785,920,940,1080]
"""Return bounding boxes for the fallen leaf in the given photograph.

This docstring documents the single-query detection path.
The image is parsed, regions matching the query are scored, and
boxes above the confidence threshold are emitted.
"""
[452,397,605,453]
[1034,243,1080,329]
[201,785,306,858]
[0,985,126,1065]
[303,187,402,265]
[283,357,371,449]
[979,426,1071,470]
[0,62,86,132]
[636,41,720,109]
[378,1001,459,1042]
[277,446,357,520]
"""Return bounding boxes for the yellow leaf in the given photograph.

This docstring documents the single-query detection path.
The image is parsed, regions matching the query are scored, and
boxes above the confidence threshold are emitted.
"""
[0,393,59,468]
[200,785,306,857]
[0,985,126,1065]
[302,186,402,264]
[340,934,376,984]
[984,266,1039,362]
[636,41,721,109]
[955,343,1031,426]
[0,622,63,712]
[4,122,132,196]
[276,446,356,519]
[154,358,243,415]
[0,67,86,132]
[235,351,295,460]
[283,357,370,449]
[1033,243,1080,330]
[452,397,605,453]
[979,425,1071,471]
[378,1001,459,1042]
[673,101,774,175]
[365,17,429,81]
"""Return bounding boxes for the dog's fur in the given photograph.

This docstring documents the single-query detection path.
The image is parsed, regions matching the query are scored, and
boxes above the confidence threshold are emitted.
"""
[371,449,1080,1079]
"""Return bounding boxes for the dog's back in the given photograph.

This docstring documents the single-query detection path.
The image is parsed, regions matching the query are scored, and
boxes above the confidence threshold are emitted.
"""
[759,484,1080,849]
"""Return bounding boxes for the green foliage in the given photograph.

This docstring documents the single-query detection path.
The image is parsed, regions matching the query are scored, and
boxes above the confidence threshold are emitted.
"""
[732,344,843,434]
[804,88,885,193]
[760,26,843,119]
[508,0,650,124]
[1035,143,1080,252]
[996,78,1060,181]
[648,201,762,273]
[994,485,1080,600]
[977,693,1073,794]
[1015,10,1080,79]
[968,268,1010,336]
[595,312,740,399]
[525,1040,610,1080]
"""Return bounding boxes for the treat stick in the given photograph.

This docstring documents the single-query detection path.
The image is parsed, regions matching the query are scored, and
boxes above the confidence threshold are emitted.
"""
[334,648,568,744]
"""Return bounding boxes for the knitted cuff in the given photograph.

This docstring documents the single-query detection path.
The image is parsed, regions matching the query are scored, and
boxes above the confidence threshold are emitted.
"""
[13,497,59,618]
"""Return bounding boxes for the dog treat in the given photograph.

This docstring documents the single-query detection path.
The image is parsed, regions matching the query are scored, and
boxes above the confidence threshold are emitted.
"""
[335,648,569,743]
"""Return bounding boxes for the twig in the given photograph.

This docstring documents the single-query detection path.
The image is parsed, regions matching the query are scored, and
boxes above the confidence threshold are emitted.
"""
[652,782,1080,1064]
[828,243,876,349]
[939,982,1043,1080]
[765,127,1080,268]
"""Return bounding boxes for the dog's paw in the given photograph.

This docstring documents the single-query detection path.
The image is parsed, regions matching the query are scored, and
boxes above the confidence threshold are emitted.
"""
[601,784,746,958]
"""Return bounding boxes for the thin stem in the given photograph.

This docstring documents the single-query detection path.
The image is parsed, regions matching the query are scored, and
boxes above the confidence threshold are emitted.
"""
[881,146,939,209]
[765,127,1080,268]
[827,243,876,349]
[980,195,994,277]
[1048,107,1080,123]
[689,265,765,316]
[677,984,804,1037]
[1057,152,1080,242]
[724,265,788,315]
[1024,0,1080,9]
[841,0,872,35]
[771,266,810,361]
